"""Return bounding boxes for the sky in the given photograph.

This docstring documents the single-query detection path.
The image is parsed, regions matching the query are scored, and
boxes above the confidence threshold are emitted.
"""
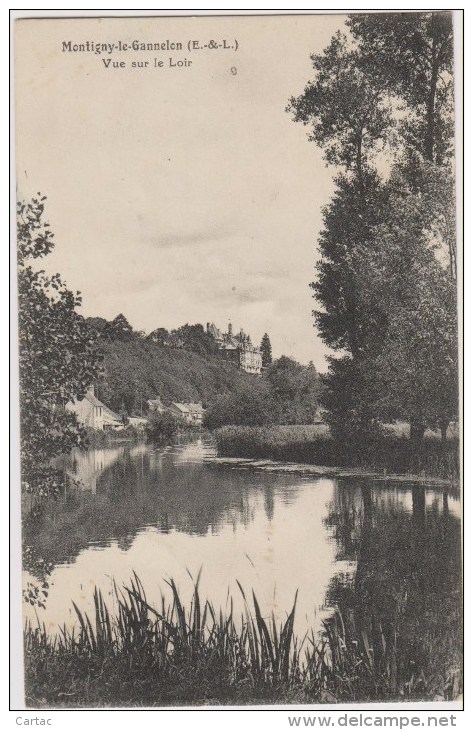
[15,14,347,370]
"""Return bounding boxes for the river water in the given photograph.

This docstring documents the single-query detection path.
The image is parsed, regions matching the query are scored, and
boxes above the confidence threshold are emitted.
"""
[23,436,461,645]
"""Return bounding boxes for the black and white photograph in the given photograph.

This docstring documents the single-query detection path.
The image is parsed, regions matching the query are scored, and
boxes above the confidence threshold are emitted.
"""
[13,10,462,711]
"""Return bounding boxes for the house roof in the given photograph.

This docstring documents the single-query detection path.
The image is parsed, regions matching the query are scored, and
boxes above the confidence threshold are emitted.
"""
[84,391,105,408]
[185,403,204,414]
[171,402,191,413]
[102,403,122,423]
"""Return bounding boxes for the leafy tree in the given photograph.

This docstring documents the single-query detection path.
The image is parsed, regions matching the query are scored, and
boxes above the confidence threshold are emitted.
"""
[319,356,380,442]
[311,172,388,359]
[288,13,457,442]
[118,401,130,426]
[348,12,454,164]
[355,169,458,440]
[86,316,108,334]
[146,411,181,444]
[260,333,272,367]
[265,356,321,424]
[203,378,276,429]
[102,313,135,341]
[17,195,102,499]
[287,31,393,195]
[204,356,321,428]
[148,327,170,346]
[287,29,393,437]
[172,323,218,357]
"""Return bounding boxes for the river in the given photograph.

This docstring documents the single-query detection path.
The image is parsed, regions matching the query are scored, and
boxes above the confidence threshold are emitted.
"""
[22,436,461,648]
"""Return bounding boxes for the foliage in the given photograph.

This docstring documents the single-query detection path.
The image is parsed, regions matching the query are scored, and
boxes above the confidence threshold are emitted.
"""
[203,377,277,429]
[17,196,102,498]
[348,12,454,164]
[101,313,135,341]
[203,357,321,429]
[355,170,458,435]
[92,334,247,415]
[287,31,393,184]
[320,356,383,442]
[173,323,219,357]
[311,173,388,358]
[147,323,218,358]
[260,333,273,367]
[288,12,457,442]
[214,425,459,480]
[145,411,182,444]
[265,357,321,424]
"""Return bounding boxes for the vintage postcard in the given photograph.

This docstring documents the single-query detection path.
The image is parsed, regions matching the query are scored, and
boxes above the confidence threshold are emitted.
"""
[13,11,462,711]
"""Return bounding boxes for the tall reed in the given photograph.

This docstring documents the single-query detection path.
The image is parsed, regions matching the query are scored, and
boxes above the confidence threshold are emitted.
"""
[24,574,461,707]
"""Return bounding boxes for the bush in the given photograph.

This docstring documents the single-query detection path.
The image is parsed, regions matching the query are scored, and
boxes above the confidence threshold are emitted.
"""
[203,378,277,429]
[145,411,181,444]
[204,357,321,429]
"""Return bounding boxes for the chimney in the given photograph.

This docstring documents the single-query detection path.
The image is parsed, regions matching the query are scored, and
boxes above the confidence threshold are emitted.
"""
[228,322,233,336]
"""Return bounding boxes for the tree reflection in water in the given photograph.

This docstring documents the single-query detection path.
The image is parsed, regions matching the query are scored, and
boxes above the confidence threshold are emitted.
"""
[324,480,461,695]
[23,441,302,576]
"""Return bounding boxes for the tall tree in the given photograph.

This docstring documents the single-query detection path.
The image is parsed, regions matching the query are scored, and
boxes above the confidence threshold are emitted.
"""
[356,167,458,439]
[265,356,321,424]
[18,196,102,498]
[311,172,388,361]
[260,332,272,367]
[287,31,393,196]
[348,12,454,164]
[288,12,457,441]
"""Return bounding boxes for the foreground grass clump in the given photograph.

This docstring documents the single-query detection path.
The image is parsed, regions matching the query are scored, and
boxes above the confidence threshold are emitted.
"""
[24,574,461,707]
[214,425,459,480]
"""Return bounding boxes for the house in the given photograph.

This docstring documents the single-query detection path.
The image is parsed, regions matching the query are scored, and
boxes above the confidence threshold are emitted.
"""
[102,403,124,431]
[184,402,205,425]
[66,386,104,430]
[168,402,205,425]
[168,402,192,423]
[66,386,123,431]
[206,322,262,374]
[147,397,165,413]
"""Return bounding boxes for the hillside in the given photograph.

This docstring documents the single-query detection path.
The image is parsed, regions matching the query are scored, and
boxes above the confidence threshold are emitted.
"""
[87,315,320,422]
[94,334,248,415]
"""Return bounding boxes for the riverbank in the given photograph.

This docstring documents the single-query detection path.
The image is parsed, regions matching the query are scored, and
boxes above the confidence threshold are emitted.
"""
[24,576,461,707]
[85,424,145,447]
[213,426,460,484]
[204,456,456,488]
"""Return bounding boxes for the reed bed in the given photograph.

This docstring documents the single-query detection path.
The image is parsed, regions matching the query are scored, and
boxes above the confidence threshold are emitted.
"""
[214,426,459,480]
[24,573,460,707]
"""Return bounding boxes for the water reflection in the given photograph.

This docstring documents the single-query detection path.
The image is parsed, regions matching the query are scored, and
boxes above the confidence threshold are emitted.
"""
[324,480,462,682]
[23,438,461,651]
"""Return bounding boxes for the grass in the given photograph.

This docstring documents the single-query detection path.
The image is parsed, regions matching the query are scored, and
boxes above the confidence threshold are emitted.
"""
[214,425,459,480]
[24,573,461,707]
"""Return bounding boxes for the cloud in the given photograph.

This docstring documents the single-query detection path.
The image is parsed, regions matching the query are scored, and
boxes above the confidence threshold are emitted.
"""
[147,221,235,250]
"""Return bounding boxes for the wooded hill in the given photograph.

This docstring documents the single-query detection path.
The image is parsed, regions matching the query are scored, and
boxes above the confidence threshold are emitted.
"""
[87,316,248,415]
[87,315,321,425]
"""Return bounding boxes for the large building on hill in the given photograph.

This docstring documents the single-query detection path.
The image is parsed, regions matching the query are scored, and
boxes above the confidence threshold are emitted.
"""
[206,322,262,375]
